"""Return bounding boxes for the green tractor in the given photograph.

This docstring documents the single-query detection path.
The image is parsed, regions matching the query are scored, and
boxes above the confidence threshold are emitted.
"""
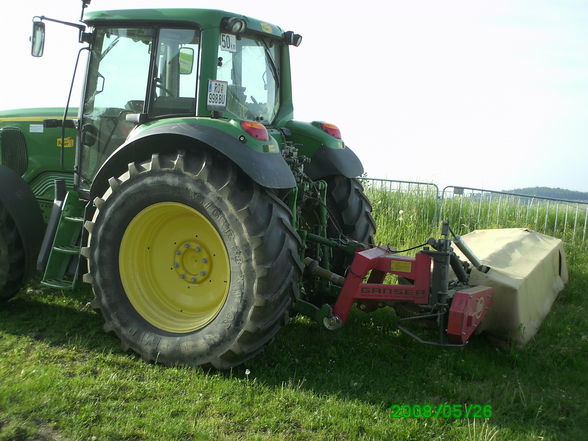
[0,2,375,368]
[1,2,570,367]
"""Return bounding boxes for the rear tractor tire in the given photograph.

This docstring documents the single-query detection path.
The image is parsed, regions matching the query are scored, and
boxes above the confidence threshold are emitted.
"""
[325,176,376,274]
[0,203,26,303]
[84,151,302,368]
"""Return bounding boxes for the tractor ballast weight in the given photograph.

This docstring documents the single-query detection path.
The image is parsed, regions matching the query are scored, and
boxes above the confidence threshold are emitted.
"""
[0,3,567,368]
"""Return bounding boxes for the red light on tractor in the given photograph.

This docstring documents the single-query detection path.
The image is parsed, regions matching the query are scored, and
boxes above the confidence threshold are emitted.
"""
[240,120,269,141]
[320,122,341,139]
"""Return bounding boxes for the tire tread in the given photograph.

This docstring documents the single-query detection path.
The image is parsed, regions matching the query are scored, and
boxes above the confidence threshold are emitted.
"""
[86,149,301,369]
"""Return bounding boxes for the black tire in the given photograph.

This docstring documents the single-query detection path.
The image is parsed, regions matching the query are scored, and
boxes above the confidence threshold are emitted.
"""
[84,151,302,369]
[325,176,376,274]
[0,202,26,302]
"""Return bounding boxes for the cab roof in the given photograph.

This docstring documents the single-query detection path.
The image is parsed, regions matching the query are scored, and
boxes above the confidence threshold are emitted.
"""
[83,8,284,37]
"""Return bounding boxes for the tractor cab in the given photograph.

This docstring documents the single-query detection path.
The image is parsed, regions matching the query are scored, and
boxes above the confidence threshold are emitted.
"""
[71,9,300,191]
[29,7,358,202]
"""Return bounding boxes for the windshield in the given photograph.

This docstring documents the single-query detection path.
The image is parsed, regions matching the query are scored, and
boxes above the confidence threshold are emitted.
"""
[216,35,280,123]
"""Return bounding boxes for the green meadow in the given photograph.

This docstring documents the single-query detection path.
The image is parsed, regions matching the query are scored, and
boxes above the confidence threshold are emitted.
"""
[1,186,586,441]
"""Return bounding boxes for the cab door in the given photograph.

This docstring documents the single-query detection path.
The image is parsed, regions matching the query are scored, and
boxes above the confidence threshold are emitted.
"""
[78,27,200,190]
[78,27,154,189]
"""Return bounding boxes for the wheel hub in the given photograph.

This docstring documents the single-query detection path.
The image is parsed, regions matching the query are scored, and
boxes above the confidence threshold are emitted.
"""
[174,240,212,284]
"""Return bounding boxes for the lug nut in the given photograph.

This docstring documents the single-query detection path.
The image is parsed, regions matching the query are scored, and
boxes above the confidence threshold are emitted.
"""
[202,258,208,263]
[180,274,186,279]
[175,250,181,255]
[200,271,207,277]
[174,263,180,268]
[184,243,190,248]
[195,246,201,252]
[191,277,197,282]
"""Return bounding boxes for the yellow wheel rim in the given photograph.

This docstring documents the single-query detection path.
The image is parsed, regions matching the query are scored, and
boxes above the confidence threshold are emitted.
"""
[119,202,230,333]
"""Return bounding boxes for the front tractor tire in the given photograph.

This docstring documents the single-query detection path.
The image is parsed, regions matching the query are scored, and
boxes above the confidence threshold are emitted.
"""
[0,202,26,303]
[85,151,302,368]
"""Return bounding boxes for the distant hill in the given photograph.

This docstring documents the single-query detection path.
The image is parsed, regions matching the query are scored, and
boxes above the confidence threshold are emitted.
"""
[505,187,588,202]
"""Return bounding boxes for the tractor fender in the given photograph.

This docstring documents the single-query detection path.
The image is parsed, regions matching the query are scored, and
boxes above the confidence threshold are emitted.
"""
[90,123,296,199]
[0,165,45,280]
[304,144,364,180]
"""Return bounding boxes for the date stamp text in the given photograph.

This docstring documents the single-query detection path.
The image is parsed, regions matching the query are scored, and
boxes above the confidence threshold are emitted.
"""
[390,404,492,419]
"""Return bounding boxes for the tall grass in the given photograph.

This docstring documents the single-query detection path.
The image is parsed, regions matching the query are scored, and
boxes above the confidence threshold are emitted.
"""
[363,182,588,252]
[439,191,588,247]
[364,186,438,249]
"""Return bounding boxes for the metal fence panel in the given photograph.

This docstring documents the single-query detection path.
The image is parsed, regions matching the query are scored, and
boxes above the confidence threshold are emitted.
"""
[440,186,588,247]
[358,178,588,249]
[359,178,440,247]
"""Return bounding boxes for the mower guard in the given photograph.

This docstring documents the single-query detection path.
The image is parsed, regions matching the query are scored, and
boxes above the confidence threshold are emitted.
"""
[456,228,568,345]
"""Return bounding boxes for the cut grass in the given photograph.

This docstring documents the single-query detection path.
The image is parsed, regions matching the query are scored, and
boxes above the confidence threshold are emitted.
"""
[0,195,587,440]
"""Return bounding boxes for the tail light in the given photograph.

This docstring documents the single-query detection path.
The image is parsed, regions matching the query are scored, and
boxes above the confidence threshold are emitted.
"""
[240,120,269,141]
[320,122,341,139]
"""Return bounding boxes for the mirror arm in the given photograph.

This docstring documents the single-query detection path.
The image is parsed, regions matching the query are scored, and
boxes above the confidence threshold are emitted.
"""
[34,16,86,32]
[34,16,90,45]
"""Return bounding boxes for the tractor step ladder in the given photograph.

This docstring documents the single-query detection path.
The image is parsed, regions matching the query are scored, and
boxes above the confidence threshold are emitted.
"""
[41,191,85,290]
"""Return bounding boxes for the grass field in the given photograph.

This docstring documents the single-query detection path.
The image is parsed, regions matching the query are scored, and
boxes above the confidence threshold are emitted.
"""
[1,188,587,441]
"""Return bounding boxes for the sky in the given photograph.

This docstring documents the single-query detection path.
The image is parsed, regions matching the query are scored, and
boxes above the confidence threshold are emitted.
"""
[1,0,587,192]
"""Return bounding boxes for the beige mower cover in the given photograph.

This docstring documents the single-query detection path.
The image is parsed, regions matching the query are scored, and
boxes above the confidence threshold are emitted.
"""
[455,228,568,346]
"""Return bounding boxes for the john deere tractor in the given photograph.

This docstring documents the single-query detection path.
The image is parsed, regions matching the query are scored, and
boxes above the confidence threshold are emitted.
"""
[0,2,375,368]
[1,2,568,368]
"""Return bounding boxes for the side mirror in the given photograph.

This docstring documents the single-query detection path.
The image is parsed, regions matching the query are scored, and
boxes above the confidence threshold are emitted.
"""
[31,21,46,57]
[179,47,195,75]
